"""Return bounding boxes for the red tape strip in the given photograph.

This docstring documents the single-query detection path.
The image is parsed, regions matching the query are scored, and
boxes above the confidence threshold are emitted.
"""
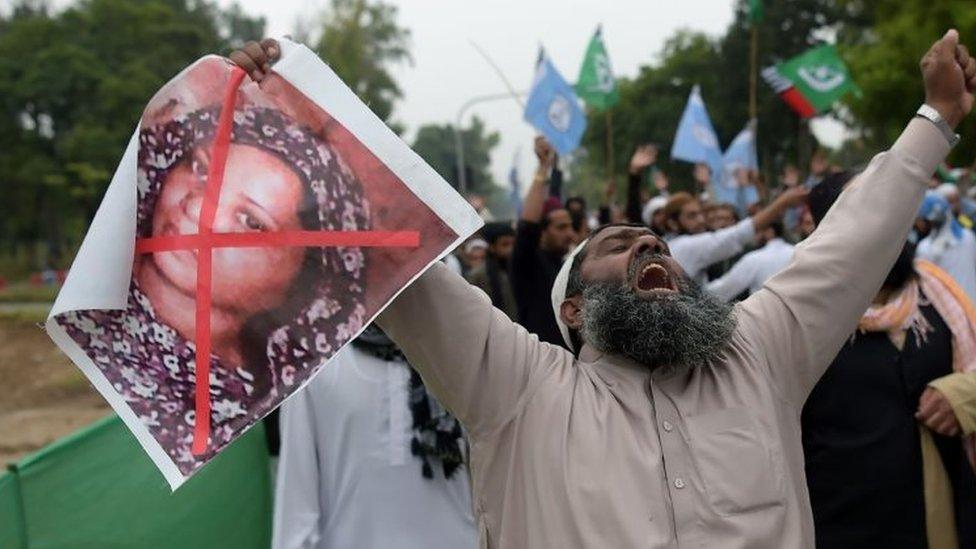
[135,230,420,254]
[137,67,427,460]
[190,68,246,455]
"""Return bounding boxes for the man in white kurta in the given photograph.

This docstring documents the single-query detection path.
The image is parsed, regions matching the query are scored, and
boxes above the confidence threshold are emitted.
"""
[272,344,477,549]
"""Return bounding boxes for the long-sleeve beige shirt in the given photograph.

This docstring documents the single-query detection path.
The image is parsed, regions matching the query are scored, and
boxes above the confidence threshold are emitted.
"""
[378,118,949,548]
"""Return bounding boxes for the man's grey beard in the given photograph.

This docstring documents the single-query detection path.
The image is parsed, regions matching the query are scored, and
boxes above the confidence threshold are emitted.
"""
[580,278,736,372]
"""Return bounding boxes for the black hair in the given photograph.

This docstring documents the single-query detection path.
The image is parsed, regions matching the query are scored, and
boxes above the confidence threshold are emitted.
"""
[565,196,587,211]
[808,171,857,225]
[768,220,785,238]
[481,221,515,245]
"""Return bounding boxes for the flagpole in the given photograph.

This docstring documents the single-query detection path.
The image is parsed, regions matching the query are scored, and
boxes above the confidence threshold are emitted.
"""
[469,40,526,110]
[749,25,758,121]
[606,109,614,182]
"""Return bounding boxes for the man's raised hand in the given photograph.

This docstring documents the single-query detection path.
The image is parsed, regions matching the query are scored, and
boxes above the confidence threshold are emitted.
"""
[230,39,281,83]
[921,29,974,129]
[629,144,658,175]
[534,136,557,173]
[777,185,810,209]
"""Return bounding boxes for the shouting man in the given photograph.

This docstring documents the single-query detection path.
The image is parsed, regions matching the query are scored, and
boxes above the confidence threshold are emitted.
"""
[234,30,976,548]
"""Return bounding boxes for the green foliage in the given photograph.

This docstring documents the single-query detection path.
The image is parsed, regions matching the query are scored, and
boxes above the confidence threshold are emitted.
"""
[312,0,411,124]
[837,0,976,165]
[411,116,511,218]
[0,0,265,274]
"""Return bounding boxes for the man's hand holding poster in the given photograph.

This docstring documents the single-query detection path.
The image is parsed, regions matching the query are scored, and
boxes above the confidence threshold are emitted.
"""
[45,38,483,489]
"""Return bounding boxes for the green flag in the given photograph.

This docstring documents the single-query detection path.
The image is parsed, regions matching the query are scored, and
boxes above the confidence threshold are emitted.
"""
[576,25,619,110]
[762,44,859,117]
[748,0,764,24]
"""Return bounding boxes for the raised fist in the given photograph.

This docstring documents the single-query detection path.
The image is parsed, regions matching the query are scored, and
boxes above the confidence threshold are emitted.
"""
[534,136,557,171]
[920,29,976,128]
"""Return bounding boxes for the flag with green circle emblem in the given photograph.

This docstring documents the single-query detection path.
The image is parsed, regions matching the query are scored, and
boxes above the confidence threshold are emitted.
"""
[762,44,859,118]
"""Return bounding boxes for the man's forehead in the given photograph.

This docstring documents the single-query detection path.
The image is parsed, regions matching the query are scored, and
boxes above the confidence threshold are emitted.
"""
[591,225,656,245]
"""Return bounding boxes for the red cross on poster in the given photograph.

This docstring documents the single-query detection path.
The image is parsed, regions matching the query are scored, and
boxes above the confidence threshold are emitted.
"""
[45,40,483,489]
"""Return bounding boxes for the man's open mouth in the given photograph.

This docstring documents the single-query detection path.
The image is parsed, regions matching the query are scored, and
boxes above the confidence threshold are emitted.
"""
[631,257,678,298]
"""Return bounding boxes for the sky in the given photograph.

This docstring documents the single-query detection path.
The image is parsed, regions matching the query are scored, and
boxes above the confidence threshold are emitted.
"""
[224,0,845,190]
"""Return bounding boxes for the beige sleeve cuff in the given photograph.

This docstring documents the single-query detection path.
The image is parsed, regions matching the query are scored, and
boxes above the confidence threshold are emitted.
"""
[929,372,976,435]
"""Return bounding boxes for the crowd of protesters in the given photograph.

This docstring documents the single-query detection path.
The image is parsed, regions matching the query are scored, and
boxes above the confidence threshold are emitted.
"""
[431,133,976,548]
[229,31,976,549]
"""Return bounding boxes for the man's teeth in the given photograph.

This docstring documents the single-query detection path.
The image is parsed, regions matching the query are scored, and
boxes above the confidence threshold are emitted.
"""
[637,263,671,291]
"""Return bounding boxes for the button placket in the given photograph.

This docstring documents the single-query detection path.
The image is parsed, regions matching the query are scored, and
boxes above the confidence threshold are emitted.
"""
[650,380,697,537]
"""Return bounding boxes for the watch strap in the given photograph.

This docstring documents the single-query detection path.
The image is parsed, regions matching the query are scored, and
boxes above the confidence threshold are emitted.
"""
[916,104,961,147]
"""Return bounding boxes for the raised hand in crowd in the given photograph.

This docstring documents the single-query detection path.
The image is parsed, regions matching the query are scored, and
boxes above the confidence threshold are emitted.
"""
[229,39,281,82]
[748,184,809,235]
[521,136,558,223]
[921,29,976,128]
[628,144,658,175]
[534,135,557,175]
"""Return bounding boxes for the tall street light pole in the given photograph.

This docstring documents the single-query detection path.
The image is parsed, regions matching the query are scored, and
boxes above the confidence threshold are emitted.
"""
[453,91,526,195]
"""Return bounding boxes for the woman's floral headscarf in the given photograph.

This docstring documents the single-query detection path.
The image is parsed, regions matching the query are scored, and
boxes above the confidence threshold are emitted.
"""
[138,105,371,385]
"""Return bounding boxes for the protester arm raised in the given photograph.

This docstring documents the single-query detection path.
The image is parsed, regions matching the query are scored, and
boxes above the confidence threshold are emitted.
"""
[521,137,556,223]
[736,118,951,406]
[378,263,569,435]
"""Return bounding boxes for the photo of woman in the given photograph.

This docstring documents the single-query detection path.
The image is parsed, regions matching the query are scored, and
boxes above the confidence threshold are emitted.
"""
[52,56,462,477]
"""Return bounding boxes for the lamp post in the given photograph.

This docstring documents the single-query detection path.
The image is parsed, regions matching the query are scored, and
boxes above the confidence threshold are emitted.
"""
[453,90,526,195]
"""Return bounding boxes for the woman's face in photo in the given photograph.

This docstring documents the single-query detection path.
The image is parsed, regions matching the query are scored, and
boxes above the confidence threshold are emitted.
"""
[150,143,307,315]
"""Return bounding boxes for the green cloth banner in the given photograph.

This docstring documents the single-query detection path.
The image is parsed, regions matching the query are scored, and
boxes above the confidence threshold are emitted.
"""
[2,414,271,548]
[576,25,619,111]
[0,470,25,549]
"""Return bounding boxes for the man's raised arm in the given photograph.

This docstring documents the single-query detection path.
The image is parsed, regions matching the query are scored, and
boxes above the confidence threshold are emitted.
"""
[377,263,570,435]
[737,30,976,406]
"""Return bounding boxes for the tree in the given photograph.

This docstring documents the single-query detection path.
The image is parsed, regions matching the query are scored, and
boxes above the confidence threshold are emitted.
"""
[0,0,265,269]
[837,0,976,166]
[577,0,868,202]
[312,0,411,124]
[411,116,510,217]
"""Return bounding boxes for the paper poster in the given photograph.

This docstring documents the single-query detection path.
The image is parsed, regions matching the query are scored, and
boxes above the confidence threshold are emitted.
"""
[45,39,483,489]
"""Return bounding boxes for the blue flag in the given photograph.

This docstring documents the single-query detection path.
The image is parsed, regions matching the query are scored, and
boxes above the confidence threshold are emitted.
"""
[524,52,587,156]
[715,120,760,214]
[671,85,723,178]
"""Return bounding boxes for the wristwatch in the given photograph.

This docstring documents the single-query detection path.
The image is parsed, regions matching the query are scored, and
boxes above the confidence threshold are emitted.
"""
[916,104,960,147]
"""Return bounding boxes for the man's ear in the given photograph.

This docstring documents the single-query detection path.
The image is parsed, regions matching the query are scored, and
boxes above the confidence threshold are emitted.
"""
[559,295,584,331]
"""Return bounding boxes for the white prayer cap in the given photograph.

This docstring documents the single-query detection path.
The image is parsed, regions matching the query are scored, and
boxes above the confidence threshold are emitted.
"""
[935,182,960,200]
[551,239,589,351]
[641,196,669,227]
[464,238,488,253]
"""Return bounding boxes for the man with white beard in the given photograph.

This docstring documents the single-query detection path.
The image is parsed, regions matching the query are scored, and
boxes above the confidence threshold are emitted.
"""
[233,30,976,549]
